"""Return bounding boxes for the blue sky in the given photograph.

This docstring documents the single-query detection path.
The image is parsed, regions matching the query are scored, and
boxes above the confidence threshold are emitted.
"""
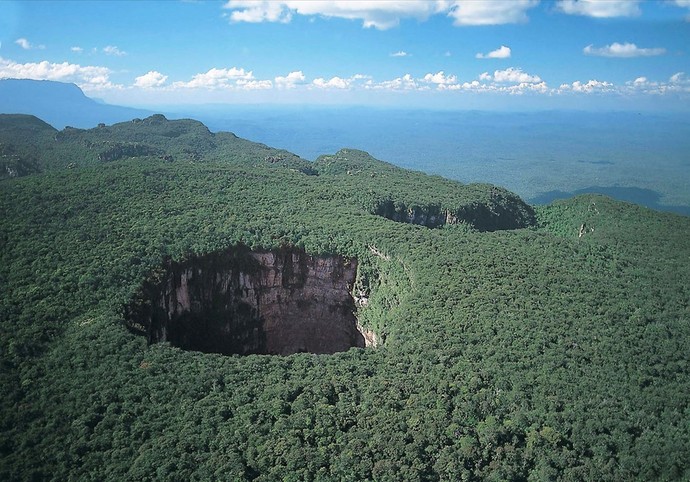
[1,0,689,110]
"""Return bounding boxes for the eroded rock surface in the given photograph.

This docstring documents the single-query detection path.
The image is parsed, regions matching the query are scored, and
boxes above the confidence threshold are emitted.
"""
[126,245,372,355]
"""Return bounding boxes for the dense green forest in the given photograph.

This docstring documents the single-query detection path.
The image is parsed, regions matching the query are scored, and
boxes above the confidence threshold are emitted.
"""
[1,114,689,481]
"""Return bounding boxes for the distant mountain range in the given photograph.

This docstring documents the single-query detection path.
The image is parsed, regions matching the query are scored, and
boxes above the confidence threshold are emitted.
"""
[0,79,152,129]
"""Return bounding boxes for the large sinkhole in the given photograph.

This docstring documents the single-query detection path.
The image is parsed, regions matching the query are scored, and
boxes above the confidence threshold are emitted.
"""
[125,245,376,356]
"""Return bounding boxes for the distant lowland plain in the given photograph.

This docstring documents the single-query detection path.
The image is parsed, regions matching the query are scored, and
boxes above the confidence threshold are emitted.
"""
[186,107,690,217]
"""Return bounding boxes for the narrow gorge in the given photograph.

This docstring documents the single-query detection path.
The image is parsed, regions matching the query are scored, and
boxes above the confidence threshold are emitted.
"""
[125,245,376,356]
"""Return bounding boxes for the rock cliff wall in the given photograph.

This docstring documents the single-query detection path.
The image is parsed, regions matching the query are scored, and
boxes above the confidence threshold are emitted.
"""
[372,190,537,232]
[126,246,371,356]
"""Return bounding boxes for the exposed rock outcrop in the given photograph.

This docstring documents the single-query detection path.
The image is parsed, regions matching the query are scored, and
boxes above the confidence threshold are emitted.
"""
[372,188,537,232]
[125,245,373,356]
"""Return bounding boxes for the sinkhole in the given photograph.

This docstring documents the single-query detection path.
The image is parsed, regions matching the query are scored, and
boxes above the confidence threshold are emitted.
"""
[125,245,376,356]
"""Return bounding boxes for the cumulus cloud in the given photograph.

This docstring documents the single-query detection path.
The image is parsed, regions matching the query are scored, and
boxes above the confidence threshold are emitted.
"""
[312,76,351,89]
[134,71,168,88]
[103,45,127,56]
[623,74,690,95]
[224,1,539,29]
[0,56,118,90]
[274,70,306,88]
[508,81,548,94]
[482,67,541,83]
[476,45,511,59]
[15,38,45,50]
[558,79,614,93]
[670,72,687,84]
[556,0,641,17]
[236,79,273,90]
[370,73,421,91]
[423,71,457,85]
[173,67,255,89]
[439,77,548,95]
[225,0,292,23]
[584,42,666,58]
[391,51,409,57]
[447,0,539,25]
[71,46,84,53]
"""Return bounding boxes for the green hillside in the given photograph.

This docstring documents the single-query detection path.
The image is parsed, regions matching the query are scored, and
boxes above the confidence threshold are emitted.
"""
[1,115,688,481]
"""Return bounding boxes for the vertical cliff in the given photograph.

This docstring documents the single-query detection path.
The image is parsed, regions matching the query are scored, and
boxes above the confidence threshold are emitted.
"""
[125,246,372,355]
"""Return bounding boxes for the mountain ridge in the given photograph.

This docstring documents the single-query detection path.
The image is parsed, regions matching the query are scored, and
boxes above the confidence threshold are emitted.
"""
[0,78,152,129]
[0,112,536,231]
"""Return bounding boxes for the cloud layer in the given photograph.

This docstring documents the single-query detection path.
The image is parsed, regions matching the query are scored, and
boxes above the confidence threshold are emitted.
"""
[224,0,541,29]
[448,0,538,26]
[3,56,688,101]
[584,42,666,58]
[556,0,642,18]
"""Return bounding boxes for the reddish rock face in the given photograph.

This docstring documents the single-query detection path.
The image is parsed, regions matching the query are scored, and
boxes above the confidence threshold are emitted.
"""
[125,246,374,356]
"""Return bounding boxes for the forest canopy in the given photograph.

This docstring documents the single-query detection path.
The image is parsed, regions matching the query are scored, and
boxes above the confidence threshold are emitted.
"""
[1,114,689,481]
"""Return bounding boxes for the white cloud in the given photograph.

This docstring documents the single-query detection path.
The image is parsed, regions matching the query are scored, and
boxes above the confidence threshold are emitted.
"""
[134,71,168,89]
[556,0,641,17]
[623,73,690,95]
[274,70,306,88]
[15,38,45,50]
[312,76,351,89]
[173,67,255,89]
[225,0,292,23]
[508,81,548,94]
[236,79,273,90]
[670,72,687,84]
[484,67,542,83]
[391,51,409,57]
[370,73,421,91]
[103,45,127,56]
[558,79,614,93]
[224,0,444,29]
[423,71,457,85]
[476,45,511,59]
[71,46,84,53]
[0,56,118,90]
[15,38,30,50]
[584,42,666,58]
[447,0,539,26]
[441,77,548,95]
[224,1,538,29]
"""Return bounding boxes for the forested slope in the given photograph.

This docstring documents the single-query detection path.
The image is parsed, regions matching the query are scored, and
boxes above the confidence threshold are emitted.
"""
[1,115,688,481]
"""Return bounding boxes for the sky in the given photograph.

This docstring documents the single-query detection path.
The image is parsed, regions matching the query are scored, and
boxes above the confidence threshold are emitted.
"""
[1,0,689,110]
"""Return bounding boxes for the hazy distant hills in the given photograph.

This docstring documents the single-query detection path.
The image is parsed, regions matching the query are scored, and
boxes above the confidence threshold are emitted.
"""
[0,79,151,129]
